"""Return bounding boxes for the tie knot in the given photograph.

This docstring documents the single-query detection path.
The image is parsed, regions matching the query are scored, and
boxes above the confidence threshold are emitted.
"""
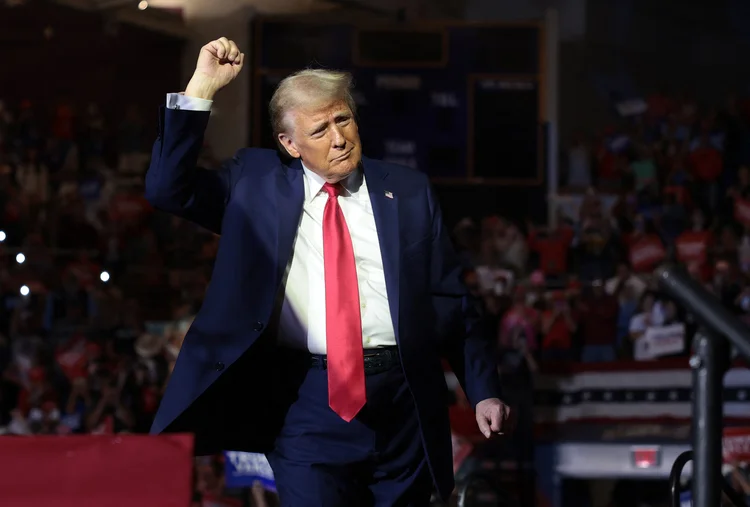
[323,182,342,198]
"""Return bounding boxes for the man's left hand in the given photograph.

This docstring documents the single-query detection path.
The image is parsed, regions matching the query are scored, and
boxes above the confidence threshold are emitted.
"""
[475,398,512,438]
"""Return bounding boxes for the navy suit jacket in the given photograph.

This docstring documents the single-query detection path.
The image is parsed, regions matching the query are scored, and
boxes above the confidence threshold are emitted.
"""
[145,106,500,498]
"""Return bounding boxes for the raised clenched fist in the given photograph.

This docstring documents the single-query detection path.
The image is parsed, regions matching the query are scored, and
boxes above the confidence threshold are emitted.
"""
[185,37,244,100]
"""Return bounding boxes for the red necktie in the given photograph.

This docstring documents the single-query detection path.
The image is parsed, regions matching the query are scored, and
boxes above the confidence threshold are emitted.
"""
[322,182,366,422]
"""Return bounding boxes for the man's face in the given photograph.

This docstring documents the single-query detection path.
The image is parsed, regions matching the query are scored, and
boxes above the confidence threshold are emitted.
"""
[278,100,361,183]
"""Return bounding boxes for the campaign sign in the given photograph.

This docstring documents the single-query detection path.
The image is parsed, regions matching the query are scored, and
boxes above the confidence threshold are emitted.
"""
[634,323,685,360]
[723,427,750,463]
[223,451,276,491]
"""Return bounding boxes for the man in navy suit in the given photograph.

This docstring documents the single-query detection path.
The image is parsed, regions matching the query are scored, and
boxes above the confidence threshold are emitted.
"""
[147,37,510,506]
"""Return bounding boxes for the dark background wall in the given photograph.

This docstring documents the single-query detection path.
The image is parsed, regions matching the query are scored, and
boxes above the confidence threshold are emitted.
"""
[561,0,750,139]
[0,0,184,129]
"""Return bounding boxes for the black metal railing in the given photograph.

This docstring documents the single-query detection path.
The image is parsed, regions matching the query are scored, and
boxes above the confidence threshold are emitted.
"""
[668,450,747,507]
[656,265,749,507]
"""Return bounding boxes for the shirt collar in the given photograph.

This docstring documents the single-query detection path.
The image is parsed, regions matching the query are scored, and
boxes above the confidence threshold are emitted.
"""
[302,163,364,203]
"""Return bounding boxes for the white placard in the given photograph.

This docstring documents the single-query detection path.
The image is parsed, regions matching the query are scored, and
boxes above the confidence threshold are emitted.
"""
[634,324,686,360]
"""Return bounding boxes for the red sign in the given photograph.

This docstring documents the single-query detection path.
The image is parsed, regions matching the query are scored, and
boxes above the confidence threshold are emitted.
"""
[723,427,750,463]
[55,334,88,380]
[629,235,666,273]
[675,230,712,266]
[0,434,194,507]
[631,446,661,468]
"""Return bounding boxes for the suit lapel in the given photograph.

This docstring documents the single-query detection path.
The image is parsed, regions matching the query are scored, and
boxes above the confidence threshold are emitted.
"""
[274,158,304,286]
[362,158,401,343]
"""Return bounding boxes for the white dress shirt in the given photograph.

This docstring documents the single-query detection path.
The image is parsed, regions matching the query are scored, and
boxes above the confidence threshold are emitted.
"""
[166,93,397,354]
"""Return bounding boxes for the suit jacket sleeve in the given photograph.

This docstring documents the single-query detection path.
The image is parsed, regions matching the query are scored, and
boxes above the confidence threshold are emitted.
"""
[427,184,502,408]
[144,106,245,234]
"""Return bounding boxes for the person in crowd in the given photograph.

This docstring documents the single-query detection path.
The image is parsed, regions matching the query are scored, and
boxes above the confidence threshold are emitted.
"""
[606,262,647,299]
[451,218,480,269]
[539,291,578,361]
[85,370,134,433]
[565,131,592,189]
[480,216,528,275]
[690,132,724,211]
[574,196,621,281]
[631,143,659,195]
[499,287,539,350]
[660,186,689,246]
[578,279,619,362]
[629,291,690,359]
[674,208,714,280]
[614,283,640,357]
[526,219,574,280]
[628,291,665,355]
[711,258,744,308]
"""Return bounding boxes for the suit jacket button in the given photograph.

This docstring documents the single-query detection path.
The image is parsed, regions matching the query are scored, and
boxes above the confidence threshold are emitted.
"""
[253,321,264,332]
[215,362,225,371]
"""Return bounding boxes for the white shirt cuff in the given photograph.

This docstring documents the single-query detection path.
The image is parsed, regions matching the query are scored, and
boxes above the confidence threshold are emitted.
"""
[166,93,213,111]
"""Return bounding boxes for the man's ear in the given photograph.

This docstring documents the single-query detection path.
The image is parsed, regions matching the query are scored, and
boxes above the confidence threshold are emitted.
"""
[277,133,300,159]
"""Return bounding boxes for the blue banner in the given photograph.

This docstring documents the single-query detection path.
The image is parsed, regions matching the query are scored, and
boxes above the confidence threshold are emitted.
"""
[223,451,276,491]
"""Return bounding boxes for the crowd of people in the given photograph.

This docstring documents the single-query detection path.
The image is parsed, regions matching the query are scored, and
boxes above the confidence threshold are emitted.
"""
[452,92,750,383]
[0,97,258,504]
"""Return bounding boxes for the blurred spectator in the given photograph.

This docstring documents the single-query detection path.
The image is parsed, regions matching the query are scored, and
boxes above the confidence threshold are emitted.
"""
[527,220,574,279]
[631,143,658,194]
[540,291,578,361]
[628,291,665,348]
[674,208,714,280]
[499,288,539,351]
[606,262,646,299]
[479,217,528,276]
[690,132,723,210]
[578,279,618,362]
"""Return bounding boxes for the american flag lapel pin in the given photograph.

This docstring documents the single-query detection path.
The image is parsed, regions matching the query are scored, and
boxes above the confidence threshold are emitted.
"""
[384,191,393,199]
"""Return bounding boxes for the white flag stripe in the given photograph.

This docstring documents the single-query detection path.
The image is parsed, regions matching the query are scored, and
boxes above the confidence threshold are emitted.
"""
[535,370,693,391]
[535,401,750,424]
[536,367,750,391]
[724,368,750,387]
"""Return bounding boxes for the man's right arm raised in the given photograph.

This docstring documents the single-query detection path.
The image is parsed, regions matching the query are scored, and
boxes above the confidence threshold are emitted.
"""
[144,37,245,234]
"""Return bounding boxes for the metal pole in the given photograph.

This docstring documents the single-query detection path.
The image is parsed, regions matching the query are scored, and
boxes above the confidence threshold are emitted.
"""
[691,328,729,507]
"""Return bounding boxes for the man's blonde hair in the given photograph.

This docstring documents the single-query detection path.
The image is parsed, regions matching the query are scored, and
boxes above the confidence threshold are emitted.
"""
[269,69,356,141]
